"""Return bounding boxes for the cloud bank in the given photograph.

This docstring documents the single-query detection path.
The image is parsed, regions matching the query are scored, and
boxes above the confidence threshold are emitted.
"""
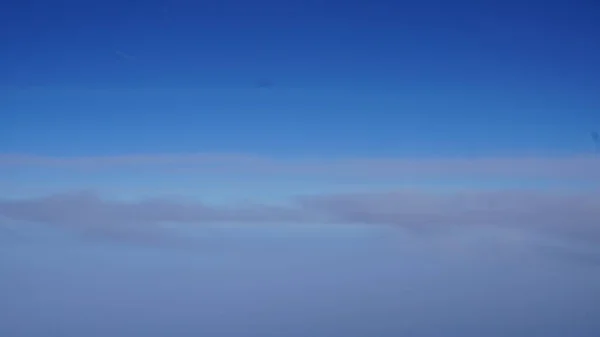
[2,153,598,250]
[1,189,598,245]
[2,153,600,181]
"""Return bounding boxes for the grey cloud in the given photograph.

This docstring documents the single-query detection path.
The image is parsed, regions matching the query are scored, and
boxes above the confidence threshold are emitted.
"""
[1,189,599,246]
[0,191,304,245]
[296,190,600,241]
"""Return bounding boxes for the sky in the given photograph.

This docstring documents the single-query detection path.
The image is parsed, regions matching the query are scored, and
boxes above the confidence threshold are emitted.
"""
[1,1,600,336]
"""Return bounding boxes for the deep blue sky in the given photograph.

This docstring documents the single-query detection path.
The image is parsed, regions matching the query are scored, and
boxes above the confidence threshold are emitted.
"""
[2,0,599,156]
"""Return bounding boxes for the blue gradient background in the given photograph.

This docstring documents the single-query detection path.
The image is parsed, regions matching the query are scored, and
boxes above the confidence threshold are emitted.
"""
[2,1,600,337]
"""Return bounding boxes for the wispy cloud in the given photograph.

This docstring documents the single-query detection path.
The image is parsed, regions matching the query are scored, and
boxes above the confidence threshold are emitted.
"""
[1,189,598,246]
[115,50,135,60]
[1,153,600,181]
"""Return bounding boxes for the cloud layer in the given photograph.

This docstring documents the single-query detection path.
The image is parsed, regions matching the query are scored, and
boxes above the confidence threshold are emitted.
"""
[1,189,599,245]
[2,153,600,181]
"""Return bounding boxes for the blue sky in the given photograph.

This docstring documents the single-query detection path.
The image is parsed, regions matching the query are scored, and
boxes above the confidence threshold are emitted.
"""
[2,1,600,337]
[2,0,599,156]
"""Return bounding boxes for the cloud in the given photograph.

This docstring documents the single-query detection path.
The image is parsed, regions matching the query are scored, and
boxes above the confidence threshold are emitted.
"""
[115,50,135,60]
[0,191,304,245]
[296,190,600,243]
[1,153,600,181]
[1,189,599,246]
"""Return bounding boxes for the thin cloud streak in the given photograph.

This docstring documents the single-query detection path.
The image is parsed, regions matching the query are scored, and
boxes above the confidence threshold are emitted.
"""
[1,153,600,181]
[1,189,599,245]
